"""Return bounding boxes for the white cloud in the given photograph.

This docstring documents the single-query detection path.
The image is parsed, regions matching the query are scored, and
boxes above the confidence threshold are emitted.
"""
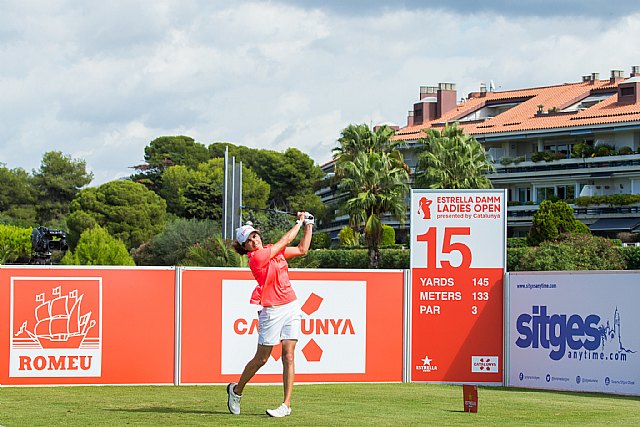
[1,1,640,185]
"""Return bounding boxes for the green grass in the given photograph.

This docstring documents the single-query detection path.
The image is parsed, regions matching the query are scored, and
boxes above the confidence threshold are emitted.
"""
[0,383,638,426]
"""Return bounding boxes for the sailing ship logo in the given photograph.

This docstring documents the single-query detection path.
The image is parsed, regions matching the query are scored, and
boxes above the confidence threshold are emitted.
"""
[10,277,102,378]
[15,286,96,349]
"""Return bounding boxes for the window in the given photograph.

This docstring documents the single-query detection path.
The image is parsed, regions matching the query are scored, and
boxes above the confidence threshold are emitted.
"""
[562,93,613,112]
[535,185,575,203]
[458,101,524,122]
[621,87,635,97]
[536,187,555,202]
[556,185,575,200]
[516,188,531,204]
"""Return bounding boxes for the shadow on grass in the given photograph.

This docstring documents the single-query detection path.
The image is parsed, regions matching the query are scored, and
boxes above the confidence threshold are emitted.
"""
[106,407,265,417]
[485,386,640,402]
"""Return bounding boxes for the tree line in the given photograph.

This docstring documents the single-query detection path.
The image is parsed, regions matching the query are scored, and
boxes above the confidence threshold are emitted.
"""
[3,122,623,270]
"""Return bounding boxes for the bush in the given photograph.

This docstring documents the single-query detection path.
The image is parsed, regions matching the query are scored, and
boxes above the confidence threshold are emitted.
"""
[572,143,594,158]
[618,146,633,155]
[338,226,359,247]
[292,248,409,269]
[507,237,528,248]
[527,200,590,246]
[61,226,135,266]
[381,224,395,246]
[181,235,242,267]
[619,246,640,269]
[500,157,513,165]
[594,143,616,157]
[531,152,544,162]
[133,218,218,266]
[0,224,32,264]
[516,233,626,271]
[575,194,640,207]
[311,232,331,249]
[507,247,531,271]
[379,249,410,269]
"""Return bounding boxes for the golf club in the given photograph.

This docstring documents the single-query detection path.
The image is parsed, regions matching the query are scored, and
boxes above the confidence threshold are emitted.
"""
[240,206,314,223]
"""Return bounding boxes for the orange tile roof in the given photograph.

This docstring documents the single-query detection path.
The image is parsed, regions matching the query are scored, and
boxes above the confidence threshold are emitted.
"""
[394,79,640,141]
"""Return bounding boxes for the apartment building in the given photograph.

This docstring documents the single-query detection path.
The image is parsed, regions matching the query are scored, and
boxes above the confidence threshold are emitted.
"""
[318,67,640,241]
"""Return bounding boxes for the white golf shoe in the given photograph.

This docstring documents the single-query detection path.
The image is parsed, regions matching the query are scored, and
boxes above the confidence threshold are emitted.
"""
[266,403,292,417]
[227,383,242,415]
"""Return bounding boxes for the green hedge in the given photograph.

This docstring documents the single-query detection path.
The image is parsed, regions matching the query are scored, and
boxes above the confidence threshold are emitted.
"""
[0,224,32,264]
[508,235,629,271]
[295,248,410,269]
[574,194,640,206]
[295,244,640,271]
[507,237,528,248]
[619,246,640,269]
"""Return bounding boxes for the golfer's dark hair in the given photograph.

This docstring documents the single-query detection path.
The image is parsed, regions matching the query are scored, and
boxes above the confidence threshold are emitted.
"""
[233,241,248,255]
[233,229,262,255]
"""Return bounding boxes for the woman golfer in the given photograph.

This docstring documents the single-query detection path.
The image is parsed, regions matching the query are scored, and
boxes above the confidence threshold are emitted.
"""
[227,211,314,417]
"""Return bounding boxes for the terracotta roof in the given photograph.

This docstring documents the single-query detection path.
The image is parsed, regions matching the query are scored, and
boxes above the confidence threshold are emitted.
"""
[394,78,640,141]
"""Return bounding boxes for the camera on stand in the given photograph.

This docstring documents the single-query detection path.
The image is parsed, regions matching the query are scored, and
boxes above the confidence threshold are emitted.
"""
[30,226,69,265]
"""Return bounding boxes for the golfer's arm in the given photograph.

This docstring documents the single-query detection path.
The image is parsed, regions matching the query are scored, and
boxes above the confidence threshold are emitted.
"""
[270,221,302,258]
[285,223,312,258]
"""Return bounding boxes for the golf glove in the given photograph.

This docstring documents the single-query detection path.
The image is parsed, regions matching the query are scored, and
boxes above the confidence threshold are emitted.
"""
[304,213,315,226]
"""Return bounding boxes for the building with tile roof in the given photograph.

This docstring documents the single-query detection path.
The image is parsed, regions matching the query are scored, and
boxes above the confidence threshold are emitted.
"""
[318,66,640,242]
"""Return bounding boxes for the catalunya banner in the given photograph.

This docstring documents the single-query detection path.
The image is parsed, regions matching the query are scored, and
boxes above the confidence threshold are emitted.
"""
[508,271,640,396]
[0,266,176,385]
[409,189,506,383]
[179,268,404,384]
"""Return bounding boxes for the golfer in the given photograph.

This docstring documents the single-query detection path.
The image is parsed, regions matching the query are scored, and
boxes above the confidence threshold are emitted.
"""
[227,211,314,418]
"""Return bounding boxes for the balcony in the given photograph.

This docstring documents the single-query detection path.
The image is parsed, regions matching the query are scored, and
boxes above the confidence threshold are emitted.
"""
[490,153,640,176]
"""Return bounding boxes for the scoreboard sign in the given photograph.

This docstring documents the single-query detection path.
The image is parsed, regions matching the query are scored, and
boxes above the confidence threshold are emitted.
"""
[409,189,506,383]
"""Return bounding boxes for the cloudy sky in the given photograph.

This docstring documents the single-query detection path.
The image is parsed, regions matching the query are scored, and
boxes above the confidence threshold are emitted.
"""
[2,0,640,185]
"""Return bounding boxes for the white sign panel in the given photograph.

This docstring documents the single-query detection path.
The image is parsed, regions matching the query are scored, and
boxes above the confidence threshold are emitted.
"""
[509,272,640,395]
[221,280,366,375]
[410,189,506,269]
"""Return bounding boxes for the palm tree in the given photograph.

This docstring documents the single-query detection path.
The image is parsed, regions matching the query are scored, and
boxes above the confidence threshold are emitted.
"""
[337,150,409,268]
[414,122,494,189]
[181,235,244,267]
[333,124,407,171]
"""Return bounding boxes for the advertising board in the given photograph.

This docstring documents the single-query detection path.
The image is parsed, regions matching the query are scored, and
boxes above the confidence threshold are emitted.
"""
[0,266,176,385]
[180,268,404,384]
[409,189,506,383]
[509,271,640,395]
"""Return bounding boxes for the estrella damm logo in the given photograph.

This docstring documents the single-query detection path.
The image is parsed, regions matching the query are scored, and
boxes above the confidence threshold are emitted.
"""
[10,276,102,377]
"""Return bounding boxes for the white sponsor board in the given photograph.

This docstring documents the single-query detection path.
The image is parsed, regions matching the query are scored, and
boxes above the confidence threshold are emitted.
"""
[509,271,640,395]
[471,356,499,373]
[221,280,366,375]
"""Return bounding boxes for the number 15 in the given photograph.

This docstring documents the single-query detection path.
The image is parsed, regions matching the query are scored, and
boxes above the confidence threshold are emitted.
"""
[416,227,472,269]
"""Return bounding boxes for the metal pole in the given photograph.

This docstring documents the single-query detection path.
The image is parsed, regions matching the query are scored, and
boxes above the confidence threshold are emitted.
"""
[223,147,229,239]
[230,156,236,235]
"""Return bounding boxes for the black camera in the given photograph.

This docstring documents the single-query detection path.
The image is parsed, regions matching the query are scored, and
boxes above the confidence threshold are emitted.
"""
[31,226,68,262]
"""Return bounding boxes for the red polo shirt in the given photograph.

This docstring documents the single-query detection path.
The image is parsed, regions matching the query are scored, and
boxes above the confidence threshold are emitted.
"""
[247,244,297,307]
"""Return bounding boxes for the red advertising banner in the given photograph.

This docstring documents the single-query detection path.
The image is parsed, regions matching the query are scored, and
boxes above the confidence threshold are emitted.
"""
[0,266,176,385]
[180,268,404,384]
[410,190,505,384]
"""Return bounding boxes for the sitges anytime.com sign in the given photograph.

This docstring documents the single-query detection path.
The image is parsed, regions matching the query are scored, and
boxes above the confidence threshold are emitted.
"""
[509,272,640,395]
[221,280,366,375]
[9,277,102,378]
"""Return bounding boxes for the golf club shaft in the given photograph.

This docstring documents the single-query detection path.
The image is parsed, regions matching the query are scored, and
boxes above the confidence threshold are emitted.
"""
[240,206,297,217]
